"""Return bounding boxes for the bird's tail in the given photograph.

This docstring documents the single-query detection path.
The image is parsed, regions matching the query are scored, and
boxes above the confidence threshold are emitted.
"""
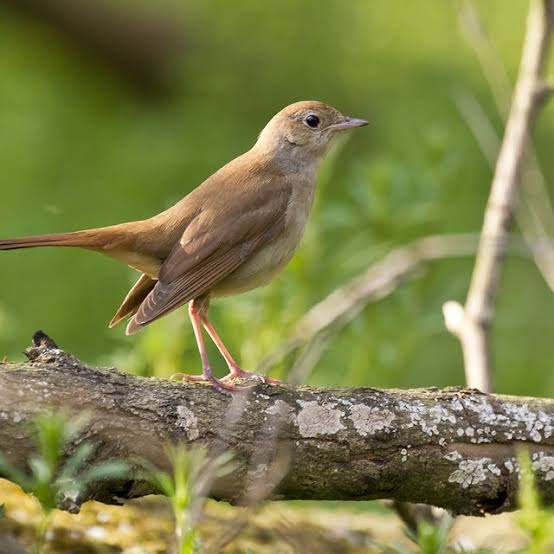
[0,228,116,251]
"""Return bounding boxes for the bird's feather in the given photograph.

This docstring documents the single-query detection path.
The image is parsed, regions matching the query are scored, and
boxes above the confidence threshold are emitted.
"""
[126,182,290,334]
[109,273,156,327]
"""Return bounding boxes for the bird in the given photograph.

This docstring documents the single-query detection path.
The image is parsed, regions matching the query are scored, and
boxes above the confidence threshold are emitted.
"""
[0,101,367,391]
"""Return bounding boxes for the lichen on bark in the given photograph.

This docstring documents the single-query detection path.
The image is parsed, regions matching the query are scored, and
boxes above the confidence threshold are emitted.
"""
[0,334,553,516]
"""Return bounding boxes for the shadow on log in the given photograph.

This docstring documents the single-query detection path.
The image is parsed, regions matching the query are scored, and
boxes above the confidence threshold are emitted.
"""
[0,332,553,516]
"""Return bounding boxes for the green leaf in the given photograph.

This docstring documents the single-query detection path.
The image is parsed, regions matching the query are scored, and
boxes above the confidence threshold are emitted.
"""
[77,461,129,487]
[0,451,32,490]
[58,442,96,481]
[29,457,52,487]
[516,449,554,553]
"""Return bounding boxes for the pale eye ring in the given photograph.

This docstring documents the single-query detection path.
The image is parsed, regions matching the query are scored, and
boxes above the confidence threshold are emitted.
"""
[304,114,320,129]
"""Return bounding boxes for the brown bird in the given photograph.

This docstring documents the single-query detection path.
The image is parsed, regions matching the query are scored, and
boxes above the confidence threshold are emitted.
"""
[0,101,367,390]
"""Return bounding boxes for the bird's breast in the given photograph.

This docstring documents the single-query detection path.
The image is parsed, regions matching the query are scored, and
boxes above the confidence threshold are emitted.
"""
[211,181,316,297]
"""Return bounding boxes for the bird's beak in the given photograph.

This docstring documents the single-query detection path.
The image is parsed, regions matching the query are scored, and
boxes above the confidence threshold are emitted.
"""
[326,117,368,132]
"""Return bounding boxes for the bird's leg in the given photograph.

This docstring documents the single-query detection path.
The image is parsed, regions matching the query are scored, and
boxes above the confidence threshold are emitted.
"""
[171,298,235,392]
[199,307,281,385]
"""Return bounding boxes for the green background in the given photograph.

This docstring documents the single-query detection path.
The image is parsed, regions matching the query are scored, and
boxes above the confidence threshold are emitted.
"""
[0,0,553,396]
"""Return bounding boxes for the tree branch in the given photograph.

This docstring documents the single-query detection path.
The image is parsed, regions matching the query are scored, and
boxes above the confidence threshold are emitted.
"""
[1,0,185,97]
[445,0,554,392]
[456,0,554,295]
[1,333,553,517]
[453,88,554,292]
[258,233,531,377]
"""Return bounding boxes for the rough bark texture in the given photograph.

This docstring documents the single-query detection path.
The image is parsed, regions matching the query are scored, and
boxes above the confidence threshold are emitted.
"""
[0,333,553,517]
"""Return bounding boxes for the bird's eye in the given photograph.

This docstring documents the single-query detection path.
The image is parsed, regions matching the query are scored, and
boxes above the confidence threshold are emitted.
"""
[304,114,320,129]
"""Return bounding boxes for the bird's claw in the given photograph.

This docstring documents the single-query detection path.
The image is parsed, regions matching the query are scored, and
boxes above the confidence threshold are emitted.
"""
[170,372,205,382]
[220,368,282,385]
[170,371,236,393]
[170,367,281,393]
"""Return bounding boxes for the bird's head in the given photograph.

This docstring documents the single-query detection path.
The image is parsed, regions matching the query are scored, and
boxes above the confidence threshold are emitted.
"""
[255,101,367,163]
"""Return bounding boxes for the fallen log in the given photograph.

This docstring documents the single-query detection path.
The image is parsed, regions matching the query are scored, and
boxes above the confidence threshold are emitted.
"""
[0,332,553,516]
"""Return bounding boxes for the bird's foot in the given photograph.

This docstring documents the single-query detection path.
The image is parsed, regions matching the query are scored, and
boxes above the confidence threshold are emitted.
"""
[220,367,282,385]
[170,370,237,393]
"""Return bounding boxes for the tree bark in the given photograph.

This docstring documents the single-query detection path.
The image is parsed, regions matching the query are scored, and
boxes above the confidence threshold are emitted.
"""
[0,332,553,517]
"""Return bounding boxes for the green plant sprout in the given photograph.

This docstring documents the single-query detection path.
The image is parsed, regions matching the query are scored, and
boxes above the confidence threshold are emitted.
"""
[140,444,233,554]
[515,449,554,554]
[0,411,128,553]
[376,449,554,554]
[370,510,495,554]
[402,512,454,554]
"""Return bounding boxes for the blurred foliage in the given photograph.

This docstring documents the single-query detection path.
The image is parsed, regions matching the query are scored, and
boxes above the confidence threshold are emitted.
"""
[0,411,127,551]
[402,513,455,554]
[369,513,455,553]
[1,1,554,551]
[139,445,233,554]
[515,450,554,554]
[0,0,553,395]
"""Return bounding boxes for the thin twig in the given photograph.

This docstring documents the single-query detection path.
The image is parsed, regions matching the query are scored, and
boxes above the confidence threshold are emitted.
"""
[454,88,554,291]
[258,233,531,375]
[205,397,292,552]
[456,0,554,293]
[445,0,554,392]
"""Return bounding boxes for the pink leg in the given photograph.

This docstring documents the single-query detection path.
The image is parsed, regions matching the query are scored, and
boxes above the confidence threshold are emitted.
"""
[171,299,235,392]
[199,310,281,385]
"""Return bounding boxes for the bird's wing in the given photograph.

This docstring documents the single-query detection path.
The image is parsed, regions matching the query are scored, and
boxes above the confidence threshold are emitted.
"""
[126,185,290,334]
[109,273,156,328]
